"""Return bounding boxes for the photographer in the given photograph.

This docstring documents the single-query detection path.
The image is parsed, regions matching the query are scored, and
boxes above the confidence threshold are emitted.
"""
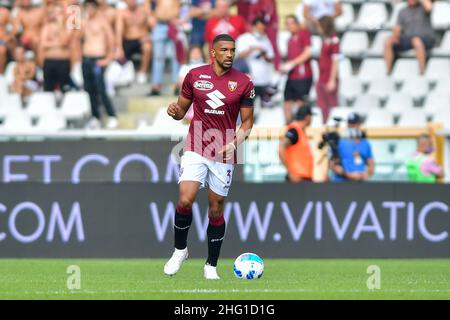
[330,112,374,182]
[279,105,314,183]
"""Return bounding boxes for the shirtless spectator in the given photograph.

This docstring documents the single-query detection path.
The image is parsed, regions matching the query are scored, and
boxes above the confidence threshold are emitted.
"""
[63,0,83,67]
[40,4,74,92]
[12,0,45,60]
[81,0,118,129]
[98,0,117,28]
[10,45,36,98]
[0,2,12,73]
[148,0,180,96]
[116,0,154,84]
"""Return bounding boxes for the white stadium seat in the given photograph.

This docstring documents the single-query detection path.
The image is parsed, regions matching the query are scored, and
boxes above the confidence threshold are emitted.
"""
[0,75,7,97]
[353,94,381,112]
[327,107,354,126]
[431,1,450,30]
[367,78,396,100]
[61,91,91,120]
[340,77,363,104]
[34,112,66,131]
[391,59,420,83]
[0,111,33,132]
[311,35,322,58]
[4,61,16,86]
[397,110,428,126]
[277,31,290,58]
[352,2,388,30]
[432,79,450,94]
[423,92,450,115]
[0,94,22,118]
[335,3,355,31]
[70,62,83,88]
[339,57,353,79]
[26,92,57,117]
[358,59,388,84]
[425,58,450,82]
[255,107,285,128]
[431,30,450,57]
[311,107,324,128]
[386,1,408,29]
[367,30,392,57]
[365,109,394,127]
[400,77,429,101]
[385,93,415,115]
[341,31,369,58]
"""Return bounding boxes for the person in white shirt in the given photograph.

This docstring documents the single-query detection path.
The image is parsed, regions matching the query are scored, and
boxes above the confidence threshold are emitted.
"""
[236,17,275,108]
[303,0,342,33]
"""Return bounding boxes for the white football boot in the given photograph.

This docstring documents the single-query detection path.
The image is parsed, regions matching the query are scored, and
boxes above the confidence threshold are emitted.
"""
[164,248,188,276]
[204,264,220,280]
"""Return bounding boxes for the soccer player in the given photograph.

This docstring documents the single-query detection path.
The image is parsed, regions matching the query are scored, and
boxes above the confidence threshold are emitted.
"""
[164,34,255,280]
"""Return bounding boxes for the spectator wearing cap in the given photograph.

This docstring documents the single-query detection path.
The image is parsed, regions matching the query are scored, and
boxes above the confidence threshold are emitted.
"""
[279,105,315,183]
[384,0,434,75]
[330,112,375,182]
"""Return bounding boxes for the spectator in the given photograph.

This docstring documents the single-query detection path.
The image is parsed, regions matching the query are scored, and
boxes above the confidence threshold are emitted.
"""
[204,0,247,53]
[405,134,444,183]
[280,15,312,124]
[81,0,118,129]
[148,0,180,96]
[236,17,274,109]
[0,1,12,74]
[12,0,45,63]
[384,0,434,75]
[278,105,314,183]
[303,0,342,33]
[330,112,374,182]
[246,0,280,69]
[316,15,339,123]
[189,0,215,47]
[39,4,75,92]
[98,0,118,28]
[9,46,37,98]
[116,0,154,84]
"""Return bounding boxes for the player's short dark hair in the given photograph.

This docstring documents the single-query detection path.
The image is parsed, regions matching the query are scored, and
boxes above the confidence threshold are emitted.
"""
[251,17,266,26]
[84,0,99,6]
[212,34,235,46]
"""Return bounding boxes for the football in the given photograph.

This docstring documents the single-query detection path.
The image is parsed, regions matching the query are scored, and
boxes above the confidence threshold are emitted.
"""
[233,253,264,280]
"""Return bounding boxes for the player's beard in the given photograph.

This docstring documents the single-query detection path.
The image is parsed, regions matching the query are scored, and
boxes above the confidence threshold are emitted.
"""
[218,59,233,71]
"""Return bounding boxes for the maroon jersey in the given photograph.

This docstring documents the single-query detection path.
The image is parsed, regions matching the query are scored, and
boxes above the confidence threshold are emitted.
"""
[319,34,340,84]
[181,64,255,163]
[287,29,313,80]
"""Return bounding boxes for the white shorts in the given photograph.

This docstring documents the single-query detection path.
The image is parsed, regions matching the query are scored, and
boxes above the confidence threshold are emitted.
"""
[178,151,235,197]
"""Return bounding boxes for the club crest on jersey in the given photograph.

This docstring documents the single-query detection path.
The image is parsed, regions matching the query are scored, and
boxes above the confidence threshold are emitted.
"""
[228,81,238,92]
[194,80,214,91]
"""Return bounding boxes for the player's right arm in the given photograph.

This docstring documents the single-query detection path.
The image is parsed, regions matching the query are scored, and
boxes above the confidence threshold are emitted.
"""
[168,70,194,120]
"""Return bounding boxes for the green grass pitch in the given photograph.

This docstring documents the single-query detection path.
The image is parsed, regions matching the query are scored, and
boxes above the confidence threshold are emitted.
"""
[0,259,449,299]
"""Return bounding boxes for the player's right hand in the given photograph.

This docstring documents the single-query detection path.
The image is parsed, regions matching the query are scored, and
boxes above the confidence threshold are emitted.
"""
[167,102,180,119]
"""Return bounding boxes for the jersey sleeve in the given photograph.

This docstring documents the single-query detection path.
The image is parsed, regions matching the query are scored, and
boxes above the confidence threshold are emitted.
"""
[181,70,194,100]
[240,79,255,108]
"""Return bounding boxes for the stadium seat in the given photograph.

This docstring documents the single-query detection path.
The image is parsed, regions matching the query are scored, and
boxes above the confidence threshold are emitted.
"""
[70,62,83,87]
[152,107,189,134]
[367,30,392,57]
[311,35,322,58]
[26,92,57,117]
[397,110,428,126]
[340,77,363,104]
[358,59,388,84]
[367,77,396,100]
[335,3,355,32]
[425,58,450,82]
[60,91,91,120]
[431,30,450,57]
[311,59,319,81]
[105,60,135,88]
[327,107,353,126]
[339,57,353,79]
[391,59,420,83]
[365,109,394,127]
[34,112,66,131]
[341,31,369,58]
[431,1,450,30]
[0,111,33,132]
[255,107,285,128]
[400,77,429,101]
[0,75,7,97]
[0,94,22,118]
[311,107,324,128]
[386,1,408,29]
[423,92,450,116]
[384,93,415,115]
[353,94,381,112]
[432,78,450,94]
[352,2,388,30]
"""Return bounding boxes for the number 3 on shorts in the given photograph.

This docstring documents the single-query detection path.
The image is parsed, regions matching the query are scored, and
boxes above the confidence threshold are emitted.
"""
[226,169,231,184]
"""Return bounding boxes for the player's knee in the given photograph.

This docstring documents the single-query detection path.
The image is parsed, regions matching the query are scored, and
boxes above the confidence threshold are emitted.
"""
[208,202,224,219]
[177,198,194,211]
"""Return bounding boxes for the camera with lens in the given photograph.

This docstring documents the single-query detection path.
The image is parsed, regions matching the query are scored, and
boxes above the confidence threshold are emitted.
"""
[318,117,342,162]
